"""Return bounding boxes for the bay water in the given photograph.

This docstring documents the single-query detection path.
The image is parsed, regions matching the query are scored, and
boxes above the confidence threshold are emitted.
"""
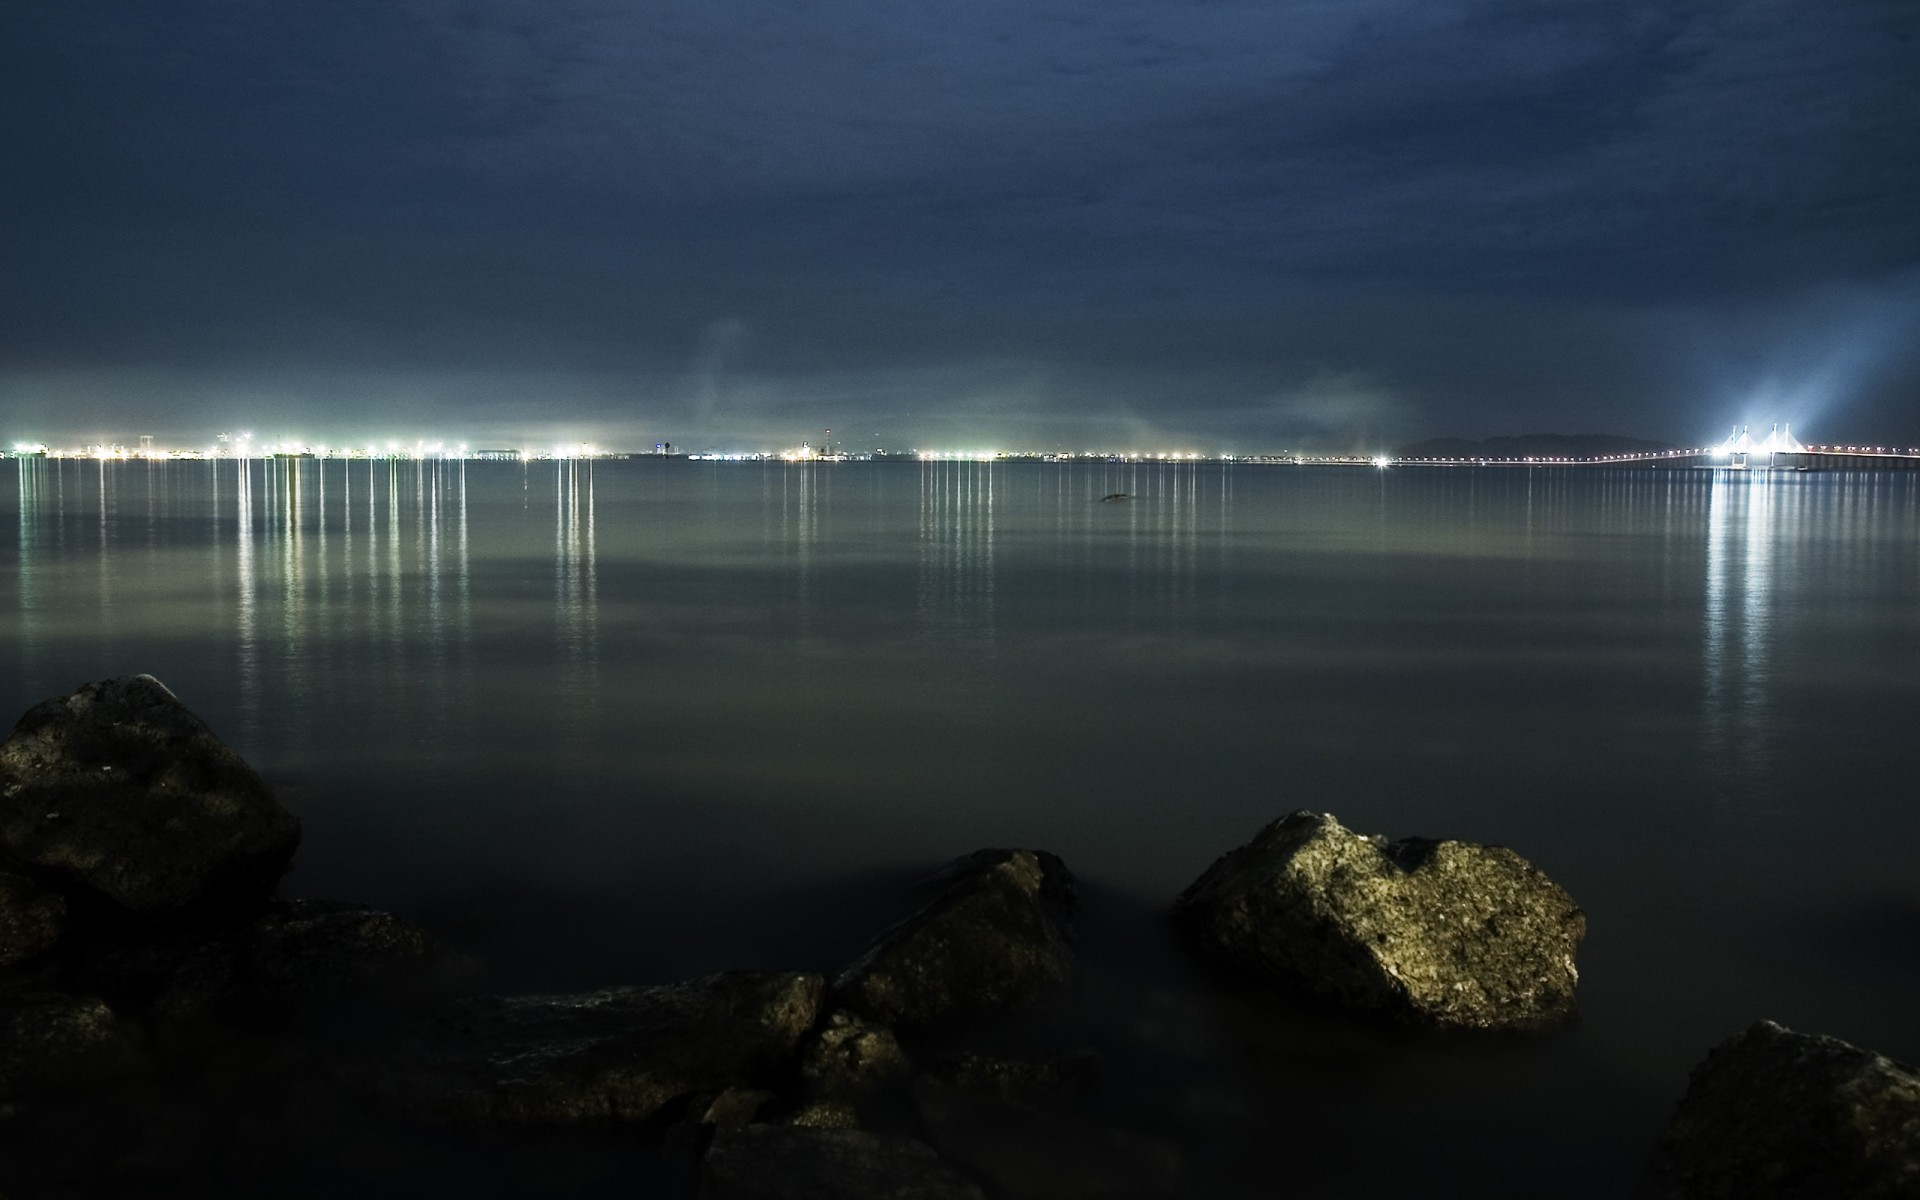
[5,456,1918,1196]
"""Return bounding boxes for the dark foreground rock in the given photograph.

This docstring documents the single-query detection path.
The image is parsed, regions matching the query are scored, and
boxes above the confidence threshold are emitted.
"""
[1172,811,1584,1031]
[1653,1020,1920,1198]
[0,675,300,917]
[0,992,136,1102]
[379,970,824,1127]
[835,849,1076,1035]
[85,899,444,1035]
[0,868,68,966]
[703,1124,986,1200]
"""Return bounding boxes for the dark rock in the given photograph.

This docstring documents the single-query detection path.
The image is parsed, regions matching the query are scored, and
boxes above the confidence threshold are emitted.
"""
[796,1008,908,1105]
[914,1076,1181,1200]
[1653,1020,1920,1198]
[86,899,443,1033]
[696,1087,781,1128]
[0,869,67,966]
[1172,811,1584,1031]
[920,1050,1100,1101]
[0,676,301,917]
[835,849,1076,1035]
[702,1124,986,1200]
[0,992,136,1102]
[380,969,824,1128]
[783,1098,863,1129]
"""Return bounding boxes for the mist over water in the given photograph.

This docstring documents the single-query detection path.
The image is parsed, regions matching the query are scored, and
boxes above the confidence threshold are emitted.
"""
[5,456,1919,1197]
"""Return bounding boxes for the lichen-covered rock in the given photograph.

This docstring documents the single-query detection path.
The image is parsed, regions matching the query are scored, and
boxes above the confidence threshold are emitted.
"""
[380,970,824,1127]
[0,992,135,1102]
[1172,811,1583,1031]
[0,676,300,916]
[702,1124,986,1200]
[85,899,443,1031]
[1653,1020,1920,1199]
[796,1008,908,1104]
[834,849,1076,1035]
[0,869,67,966]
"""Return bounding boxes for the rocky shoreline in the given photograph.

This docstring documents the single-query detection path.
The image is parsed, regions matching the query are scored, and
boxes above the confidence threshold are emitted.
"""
[2,676,1915,1198]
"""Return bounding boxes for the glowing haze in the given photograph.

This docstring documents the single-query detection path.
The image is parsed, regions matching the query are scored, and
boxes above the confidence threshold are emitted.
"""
[2,1,1916,453]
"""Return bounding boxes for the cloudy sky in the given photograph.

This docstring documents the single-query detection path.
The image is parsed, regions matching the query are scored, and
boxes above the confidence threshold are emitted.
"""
[3,0,1916,452]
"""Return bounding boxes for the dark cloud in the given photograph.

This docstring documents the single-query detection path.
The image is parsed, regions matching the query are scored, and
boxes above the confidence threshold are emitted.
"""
[3,0,1917,449]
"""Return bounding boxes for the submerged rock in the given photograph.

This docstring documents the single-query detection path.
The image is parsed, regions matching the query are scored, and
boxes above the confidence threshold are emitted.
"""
[0,992,136,1102]
[381,970,824,1128]
[0,675,300,917]
[919,1050,1100,1101]
[0,869,68,966]
[835,849,1076,1035]
[913,1075,1180,1200]
[1653,1020,1920,1198]
[703,1124,986,1200]
[1172,811,1584,1031]
[86,899,443,1032]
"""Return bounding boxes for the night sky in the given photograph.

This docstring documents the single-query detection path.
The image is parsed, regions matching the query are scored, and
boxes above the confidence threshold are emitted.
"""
[4,1,1917,453]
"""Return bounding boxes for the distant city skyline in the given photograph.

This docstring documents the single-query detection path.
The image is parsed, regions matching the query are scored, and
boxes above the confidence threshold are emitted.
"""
[4,4,1917,450]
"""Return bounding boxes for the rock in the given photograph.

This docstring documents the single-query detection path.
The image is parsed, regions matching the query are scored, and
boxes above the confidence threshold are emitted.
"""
[380,970,824,1127]
[0,992,136,1102]
[85,899,443,1032]
[0,869,67,966]
[796,1008,908,1105]
[913,1076,1181,1200]
[835,849,1076,1035]
[0,676,301,917]
[1172,811,1584,1031]
[1652,1020,1920,1198]
[783,1099,863,1129]
[695,1087,781,1128]
[702,1124,986,1200]
[920,1050,1100,1101]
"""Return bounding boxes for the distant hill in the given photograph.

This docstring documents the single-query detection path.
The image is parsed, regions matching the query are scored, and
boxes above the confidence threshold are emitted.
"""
[1394,433,1680,460]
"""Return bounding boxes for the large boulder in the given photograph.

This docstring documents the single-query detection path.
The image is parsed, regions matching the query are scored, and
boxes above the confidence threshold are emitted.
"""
[1172,811,1584,1031]
[703,1124,986,1200]
[0,676,300,917]
[0,869,68,966]
[1653,1020,1920,1198]
[380,970,824,1127]
[834,849,1076,1035]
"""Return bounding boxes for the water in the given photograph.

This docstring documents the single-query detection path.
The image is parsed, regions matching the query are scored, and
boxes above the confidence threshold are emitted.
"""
[5,456,1919,1196]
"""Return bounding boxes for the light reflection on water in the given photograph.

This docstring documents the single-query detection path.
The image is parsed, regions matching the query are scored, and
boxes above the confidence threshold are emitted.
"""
[2,458,1918,1197]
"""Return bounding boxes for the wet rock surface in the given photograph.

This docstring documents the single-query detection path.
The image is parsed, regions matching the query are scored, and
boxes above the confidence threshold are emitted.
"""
[702,1124,987,1200]
[835,849,1077,1035]
[0,991,135,1102]
[1172,811,1584,1030]
[0,675,301,917]
[1653,1020,1920,1199]
[0,868,68,966]
[380,969,825,1128]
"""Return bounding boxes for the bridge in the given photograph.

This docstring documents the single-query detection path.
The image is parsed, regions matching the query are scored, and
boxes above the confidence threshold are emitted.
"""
[1393,425,1920,470]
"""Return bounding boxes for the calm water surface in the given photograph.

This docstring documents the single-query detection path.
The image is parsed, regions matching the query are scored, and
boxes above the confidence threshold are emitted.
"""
[5,457,1918,1197]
